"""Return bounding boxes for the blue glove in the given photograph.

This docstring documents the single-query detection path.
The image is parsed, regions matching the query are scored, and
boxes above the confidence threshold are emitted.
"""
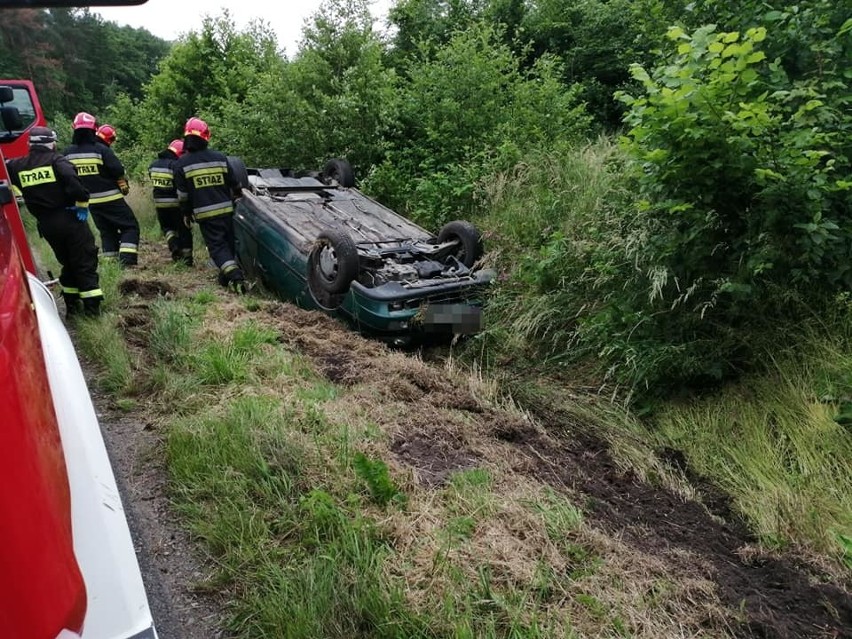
[68,202,89,222]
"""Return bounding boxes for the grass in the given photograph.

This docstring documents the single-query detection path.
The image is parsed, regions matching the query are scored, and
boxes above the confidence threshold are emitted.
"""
[648,343,852,560]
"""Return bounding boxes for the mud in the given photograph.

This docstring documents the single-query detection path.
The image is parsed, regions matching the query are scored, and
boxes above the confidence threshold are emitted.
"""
[119,277,176,299]
[503,406,852,639]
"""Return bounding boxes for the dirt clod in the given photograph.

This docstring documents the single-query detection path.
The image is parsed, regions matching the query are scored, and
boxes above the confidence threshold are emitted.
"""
[119,278,176,298]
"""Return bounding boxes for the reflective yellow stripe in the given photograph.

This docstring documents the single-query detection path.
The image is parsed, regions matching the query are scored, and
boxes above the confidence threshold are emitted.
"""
[89,192,124,204]
[119,247,138,254]
[184,166,226,178]
[61,286,80,294]
[195,206,233,220]
[79,288,103,299]
[19,166,56,187]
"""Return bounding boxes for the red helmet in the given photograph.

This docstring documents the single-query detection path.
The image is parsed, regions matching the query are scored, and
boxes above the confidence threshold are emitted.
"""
[167,138,184,157]
[72,112,97,130]
[183,117,210,141]
[96,124,116,145]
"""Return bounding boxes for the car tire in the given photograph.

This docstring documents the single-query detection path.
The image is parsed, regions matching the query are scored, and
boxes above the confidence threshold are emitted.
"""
[437,220,483,268]
[227,155,251,192]
[308,228,359,295]
[323,158,355,188]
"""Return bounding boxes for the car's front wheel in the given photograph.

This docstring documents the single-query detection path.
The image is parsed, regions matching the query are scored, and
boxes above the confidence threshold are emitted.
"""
[307,228,359,296]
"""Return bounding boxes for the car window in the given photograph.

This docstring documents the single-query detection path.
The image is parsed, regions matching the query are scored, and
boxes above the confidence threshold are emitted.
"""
[8,87,36,130]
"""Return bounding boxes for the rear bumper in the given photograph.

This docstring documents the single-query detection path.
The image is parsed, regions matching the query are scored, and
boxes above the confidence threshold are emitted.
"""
[28,275,158,639]
[343,277,493,339]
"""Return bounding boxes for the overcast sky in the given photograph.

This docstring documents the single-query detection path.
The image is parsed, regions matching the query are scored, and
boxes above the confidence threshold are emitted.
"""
[94,0,394,57]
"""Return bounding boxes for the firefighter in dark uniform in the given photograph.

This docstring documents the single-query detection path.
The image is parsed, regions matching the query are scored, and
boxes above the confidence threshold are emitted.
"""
[63,112,141,267]
[6,126,103,316]
[173,117,245,292]
[148,138,193,265]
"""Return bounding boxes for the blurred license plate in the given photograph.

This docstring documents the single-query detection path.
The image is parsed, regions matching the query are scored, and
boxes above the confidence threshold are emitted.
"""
[422,303,482,333]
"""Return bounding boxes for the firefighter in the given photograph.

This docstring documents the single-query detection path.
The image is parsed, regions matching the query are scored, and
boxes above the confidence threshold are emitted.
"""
[173,117,246,293]
[6,126,103,317]
[148,138,192,265]
[63,112,141,267]
[96,124,117,146]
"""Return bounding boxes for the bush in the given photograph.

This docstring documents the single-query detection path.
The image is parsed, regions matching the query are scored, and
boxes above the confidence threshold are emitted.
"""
[362,22,592,229]
[480,17,850,401]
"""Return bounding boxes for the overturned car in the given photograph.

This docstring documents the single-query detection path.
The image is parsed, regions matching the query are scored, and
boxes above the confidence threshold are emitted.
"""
[233,159,494,345]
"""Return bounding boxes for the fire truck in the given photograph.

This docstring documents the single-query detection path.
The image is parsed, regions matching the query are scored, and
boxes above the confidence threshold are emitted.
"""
[0,78,158,638]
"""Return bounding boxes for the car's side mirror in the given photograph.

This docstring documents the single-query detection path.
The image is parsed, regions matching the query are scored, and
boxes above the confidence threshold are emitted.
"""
[0,86,13,104]
[0,182,14,206]
[1,106,22,131]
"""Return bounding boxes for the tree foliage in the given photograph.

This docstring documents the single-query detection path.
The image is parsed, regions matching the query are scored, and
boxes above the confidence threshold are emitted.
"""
[0,8,169,117]
[216,0,397,173]
[367,21,590,228]
[497,12,850,396]
[108,12,283,173]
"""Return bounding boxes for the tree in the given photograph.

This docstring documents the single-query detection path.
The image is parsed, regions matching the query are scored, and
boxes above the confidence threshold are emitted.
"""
[0,8,169,117]
[118,10,283,164]
[368,21,590,227]
[216,0,397,173]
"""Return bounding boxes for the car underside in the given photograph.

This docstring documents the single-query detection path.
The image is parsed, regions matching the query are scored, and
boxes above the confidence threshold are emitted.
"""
[233,159,494,344]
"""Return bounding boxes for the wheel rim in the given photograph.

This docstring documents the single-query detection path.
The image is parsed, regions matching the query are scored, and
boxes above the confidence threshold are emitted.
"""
[318,244,338,281]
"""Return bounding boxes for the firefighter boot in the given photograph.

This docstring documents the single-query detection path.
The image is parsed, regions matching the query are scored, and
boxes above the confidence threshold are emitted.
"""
[228,280,247,295]
[82,297,102,317]
[166,234,180,262]
[62,292,81,319]
[227,277,247,295]
[119,252,138,268]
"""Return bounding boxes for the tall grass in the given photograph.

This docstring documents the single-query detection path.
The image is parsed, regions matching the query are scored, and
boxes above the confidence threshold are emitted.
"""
[648,322,852,561]
[168,390,428,637]
[477,137,634,377]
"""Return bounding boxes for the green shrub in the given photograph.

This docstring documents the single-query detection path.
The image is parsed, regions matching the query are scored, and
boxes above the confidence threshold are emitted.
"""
[363,22,591,230]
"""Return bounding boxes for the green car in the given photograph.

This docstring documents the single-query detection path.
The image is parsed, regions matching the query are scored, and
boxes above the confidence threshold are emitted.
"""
[233,159,495,345]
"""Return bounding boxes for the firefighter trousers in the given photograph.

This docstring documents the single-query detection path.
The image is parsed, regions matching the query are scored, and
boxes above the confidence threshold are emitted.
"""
[198,213,244,284]
[91,199,140,266]
[156,206,193,264]
[37,209,102,314]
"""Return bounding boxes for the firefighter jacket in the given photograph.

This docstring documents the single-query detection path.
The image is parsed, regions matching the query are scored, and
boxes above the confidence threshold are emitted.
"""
[6,147,89,217]
[62,140,126,206]
[173,148,240,221]
[148,150,180,209]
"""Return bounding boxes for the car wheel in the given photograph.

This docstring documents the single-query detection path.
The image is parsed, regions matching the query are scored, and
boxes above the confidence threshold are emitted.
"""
[227,155,251,192]
[308,228,359,295]
[323,158,355,188]
[437,220,483,268]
